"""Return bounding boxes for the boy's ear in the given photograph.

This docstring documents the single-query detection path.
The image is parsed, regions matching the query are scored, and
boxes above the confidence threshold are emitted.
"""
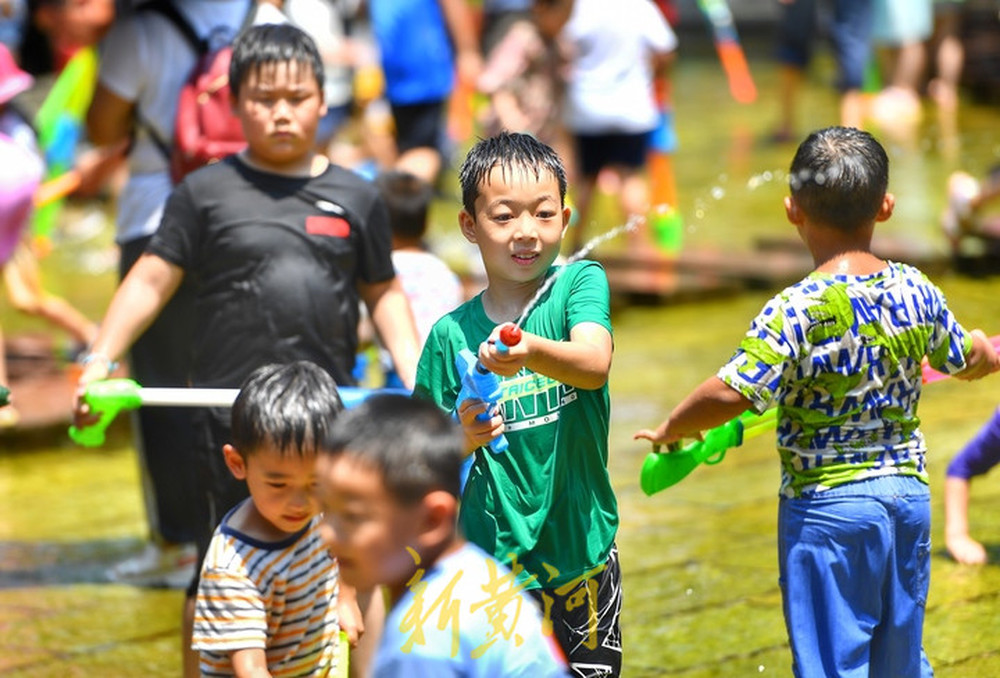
[222,444,248,481]
[415,490,458,549]
[875,192,895,222]
[784,196,805,226]
[561,205,571,237]
[458,210,478,244]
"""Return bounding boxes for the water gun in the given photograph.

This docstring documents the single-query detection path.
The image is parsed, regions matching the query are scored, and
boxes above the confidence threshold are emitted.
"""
[640,408,776,496]
[31,46,99,248]
[456,325,522,488]
[0,384,10,407]
[647,77,683,253]
[69,378,409,447]
[697,0,757,104]
[641,333,1000,496]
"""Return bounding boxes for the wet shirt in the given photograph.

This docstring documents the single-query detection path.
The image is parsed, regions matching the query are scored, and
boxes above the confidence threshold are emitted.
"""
[718,262,971,498]
[414,261,618,589]
[148,156,394,387]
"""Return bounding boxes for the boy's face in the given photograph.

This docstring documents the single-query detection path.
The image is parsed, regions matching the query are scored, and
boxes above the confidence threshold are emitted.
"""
[35,0,115,50]
[459,166,569,287]
[223,444,320,536]
[233,60,326,172]
[315,455,424,592]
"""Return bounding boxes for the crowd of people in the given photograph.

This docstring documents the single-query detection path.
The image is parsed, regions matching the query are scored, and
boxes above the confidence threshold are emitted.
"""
[1,1,1000,677]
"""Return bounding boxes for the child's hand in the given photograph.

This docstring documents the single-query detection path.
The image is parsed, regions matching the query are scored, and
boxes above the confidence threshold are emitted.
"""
[337,584,365,648]
[957,329,1000,381]
[477,323,528,378]
[71,355,116,429]
[633,419,687,446]
[946,532,988,565]
[456,397,505,452]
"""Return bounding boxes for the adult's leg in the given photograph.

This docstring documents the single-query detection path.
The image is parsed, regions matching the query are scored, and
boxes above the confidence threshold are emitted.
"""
[119,236,202,546]
[831,0,875,128]
[772,0,817,140]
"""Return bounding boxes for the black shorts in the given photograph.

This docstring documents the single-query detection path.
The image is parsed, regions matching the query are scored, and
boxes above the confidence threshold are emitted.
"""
[390,100,447,154]
[529,545,623,677]
[575,131,650,177]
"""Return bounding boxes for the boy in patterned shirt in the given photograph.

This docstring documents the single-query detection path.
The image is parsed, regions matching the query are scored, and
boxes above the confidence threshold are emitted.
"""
[635,126,1000,678]
[192,361,363,676]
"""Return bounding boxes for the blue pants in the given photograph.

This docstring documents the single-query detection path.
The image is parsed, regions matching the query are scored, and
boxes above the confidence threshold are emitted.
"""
[776,0,874,91]
[778,475,934,678]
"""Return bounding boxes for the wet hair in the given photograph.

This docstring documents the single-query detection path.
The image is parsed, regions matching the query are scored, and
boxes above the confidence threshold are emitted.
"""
[320,394,465,503]
[231,361,343,458]
[788,126,889,231]
[228,23,324,100]
[374,170,433,242]
[458,131,567,215]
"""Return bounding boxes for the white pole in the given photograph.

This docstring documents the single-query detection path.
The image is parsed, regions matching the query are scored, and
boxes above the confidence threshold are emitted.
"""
[138,387,239,407]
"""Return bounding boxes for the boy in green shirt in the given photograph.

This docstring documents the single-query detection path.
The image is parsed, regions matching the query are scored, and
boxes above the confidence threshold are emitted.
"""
[414,131,621,675]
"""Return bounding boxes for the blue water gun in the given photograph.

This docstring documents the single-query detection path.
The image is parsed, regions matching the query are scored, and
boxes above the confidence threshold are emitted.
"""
[456,325,522,488]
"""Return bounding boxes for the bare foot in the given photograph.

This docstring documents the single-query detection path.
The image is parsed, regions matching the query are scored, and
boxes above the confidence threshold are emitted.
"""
[946,533,988,565]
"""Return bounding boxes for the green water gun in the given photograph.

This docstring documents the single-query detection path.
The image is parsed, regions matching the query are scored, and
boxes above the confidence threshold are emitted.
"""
[640,407,777,496]
[70,378,407,447]
[0,384,10,407]
[640,332,1000,496]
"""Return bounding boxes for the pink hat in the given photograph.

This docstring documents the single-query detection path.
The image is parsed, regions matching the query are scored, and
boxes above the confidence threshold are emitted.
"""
[0,43,33,105]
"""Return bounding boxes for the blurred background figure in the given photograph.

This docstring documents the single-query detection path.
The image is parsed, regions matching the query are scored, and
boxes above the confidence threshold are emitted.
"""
[373,169,462,388]
[868,0,933,132]
[365,0,482,186]
[770,0,874,142]
[927,0,965,113]
[475,0,572,164]
[0,42,99,427]
[559,0,676,254]
[941,165,1000,255]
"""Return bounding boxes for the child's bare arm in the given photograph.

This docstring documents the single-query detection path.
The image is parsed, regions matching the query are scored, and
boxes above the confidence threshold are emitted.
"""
[360,278,421,389]
[477,321,613,390]
[229,647,271,677]
[634,376,754,445]
[72,255,183,425]
[77,254,183,385]
[955,329,1000,381]
[944,476,988,565]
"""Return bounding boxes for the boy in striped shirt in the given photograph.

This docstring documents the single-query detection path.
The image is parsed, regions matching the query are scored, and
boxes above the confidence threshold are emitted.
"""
[192,361,366,676]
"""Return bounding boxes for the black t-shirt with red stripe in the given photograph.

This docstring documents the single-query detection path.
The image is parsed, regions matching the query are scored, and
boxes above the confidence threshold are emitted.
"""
[149,156,394,388]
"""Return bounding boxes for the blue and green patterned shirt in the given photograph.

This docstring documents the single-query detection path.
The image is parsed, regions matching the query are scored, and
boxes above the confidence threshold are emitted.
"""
[718,262,972,498]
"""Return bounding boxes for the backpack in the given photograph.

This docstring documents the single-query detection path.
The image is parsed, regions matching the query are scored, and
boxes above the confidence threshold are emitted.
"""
[138,0,253,183]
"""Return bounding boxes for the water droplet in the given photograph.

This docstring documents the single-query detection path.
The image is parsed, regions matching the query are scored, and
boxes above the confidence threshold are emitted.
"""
[685,588,693,596]
[711,186,725,200]
[758,665,765,672]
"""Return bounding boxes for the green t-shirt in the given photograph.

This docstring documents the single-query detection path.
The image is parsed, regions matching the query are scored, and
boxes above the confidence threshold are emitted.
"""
[414,260,618,589]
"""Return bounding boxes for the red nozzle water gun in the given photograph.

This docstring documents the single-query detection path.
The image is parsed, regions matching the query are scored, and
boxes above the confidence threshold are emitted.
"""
[456,325,523,488]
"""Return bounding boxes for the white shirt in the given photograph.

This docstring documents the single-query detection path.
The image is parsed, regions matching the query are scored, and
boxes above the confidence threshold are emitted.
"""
[561,0,677,135]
